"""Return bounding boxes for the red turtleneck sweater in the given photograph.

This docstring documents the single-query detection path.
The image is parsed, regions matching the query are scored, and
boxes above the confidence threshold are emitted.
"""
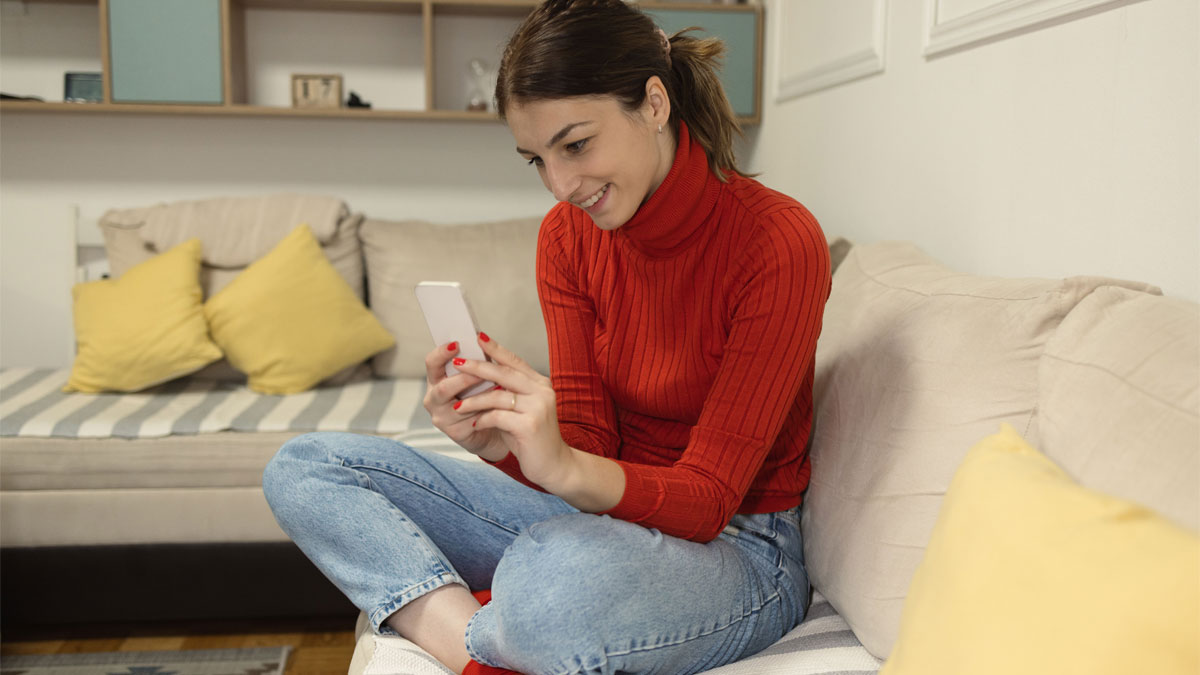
[489,124,831,542]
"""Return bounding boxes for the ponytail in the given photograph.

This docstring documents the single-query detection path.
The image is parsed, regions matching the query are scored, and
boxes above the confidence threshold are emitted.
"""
[663,30,747,179]
[496,0,748,180]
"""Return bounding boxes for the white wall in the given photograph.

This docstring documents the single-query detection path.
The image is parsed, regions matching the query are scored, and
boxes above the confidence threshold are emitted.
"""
[750,0,1199,302]
[2,0,1197,368]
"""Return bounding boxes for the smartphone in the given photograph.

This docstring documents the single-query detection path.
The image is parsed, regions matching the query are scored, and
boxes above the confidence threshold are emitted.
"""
[415,281,495,398]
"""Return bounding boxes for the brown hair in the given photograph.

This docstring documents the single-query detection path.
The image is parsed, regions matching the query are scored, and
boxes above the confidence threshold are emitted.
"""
[495,0,747,180]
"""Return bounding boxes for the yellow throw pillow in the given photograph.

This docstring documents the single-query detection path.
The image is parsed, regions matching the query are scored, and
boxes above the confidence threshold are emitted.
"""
[203,224,394,395]
[65,238,222,393]
[882,424,1200,675]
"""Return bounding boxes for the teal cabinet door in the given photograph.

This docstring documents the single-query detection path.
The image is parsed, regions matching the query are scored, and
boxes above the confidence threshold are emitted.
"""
[643,9,759,119]
[109,0,223,104]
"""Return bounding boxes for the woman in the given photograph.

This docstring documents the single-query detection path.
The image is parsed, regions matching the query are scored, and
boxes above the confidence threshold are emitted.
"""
[263,1,831,673]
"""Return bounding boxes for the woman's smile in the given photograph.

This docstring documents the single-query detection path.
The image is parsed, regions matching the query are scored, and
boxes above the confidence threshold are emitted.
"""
[578,184,610,210]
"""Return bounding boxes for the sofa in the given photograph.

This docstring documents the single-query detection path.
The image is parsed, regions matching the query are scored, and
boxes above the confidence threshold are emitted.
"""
[2,193,1195,673]
[347,239,1200,673]
[0,194,545,625]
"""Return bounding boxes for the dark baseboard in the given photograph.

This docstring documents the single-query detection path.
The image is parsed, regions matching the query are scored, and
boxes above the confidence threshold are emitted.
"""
[0,542,357,630]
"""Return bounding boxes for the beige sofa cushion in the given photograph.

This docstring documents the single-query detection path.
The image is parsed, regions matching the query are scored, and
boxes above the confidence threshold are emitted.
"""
[100,193,364,299]
[98,194,367,385]
[803,241,1157,659]
[1036,286,1199,532]
[361,217,548,378]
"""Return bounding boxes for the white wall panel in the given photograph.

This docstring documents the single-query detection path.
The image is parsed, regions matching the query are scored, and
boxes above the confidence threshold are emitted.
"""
[924,0,1150,56]
[752,0,1198,302]
[771,0,888,101]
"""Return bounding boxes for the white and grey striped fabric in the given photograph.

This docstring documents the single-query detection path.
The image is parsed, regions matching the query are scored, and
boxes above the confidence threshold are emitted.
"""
[350,591,881,675]
[0,368,430,439]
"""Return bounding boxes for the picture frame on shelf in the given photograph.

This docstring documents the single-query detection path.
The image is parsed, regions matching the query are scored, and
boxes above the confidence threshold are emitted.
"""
[291,74,343,109]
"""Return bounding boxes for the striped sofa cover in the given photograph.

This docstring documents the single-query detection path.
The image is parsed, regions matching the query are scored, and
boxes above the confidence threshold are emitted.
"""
[348,591,882,675]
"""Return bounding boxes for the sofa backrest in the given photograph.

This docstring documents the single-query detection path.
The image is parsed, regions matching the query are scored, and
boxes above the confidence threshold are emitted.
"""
[802,241,1167,659]
[1036,285,1199,531]
[98,193,364,301]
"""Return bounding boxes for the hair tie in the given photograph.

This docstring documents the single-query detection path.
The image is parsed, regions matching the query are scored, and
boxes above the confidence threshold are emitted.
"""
[656,28,672,67]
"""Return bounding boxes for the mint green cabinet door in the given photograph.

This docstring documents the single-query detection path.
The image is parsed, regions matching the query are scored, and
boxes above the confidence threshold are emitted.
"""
[643,9,758,118]
[109,0,223,104]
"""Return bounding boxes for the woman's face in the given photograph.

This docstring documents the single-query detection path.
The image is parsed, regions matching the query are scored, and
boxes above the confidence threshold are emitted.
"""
[507,89,674,231]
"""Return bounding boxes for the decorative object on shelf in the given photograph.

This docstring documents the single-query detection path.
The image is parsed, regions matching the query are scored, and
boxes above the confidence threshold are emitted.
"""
[292,74,343,109]
[64,72,103,103]
[346,91,372,109]
[466,58,496,112]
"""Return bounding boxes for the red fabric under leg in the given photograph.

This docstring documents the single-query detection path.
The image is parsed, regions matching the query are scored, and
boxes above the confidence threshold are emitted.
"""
[462,589,520,674]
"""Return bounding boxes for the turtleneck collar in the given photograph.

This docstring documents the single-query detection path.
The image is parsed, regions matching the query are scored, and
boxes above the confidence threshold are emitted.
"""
[614,121,721,258]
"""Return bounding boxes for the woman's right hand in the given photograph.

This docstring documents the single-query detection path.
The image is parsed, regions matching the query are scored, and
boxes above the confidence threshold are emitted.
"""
[422,341,510,462]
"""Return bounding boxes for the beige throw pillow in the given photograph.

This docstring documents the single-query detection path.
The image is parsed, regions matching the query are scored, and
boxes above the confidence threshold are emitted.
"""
[803,241,1157,659]
[1036,285,1198,531]
[360,217,547,378]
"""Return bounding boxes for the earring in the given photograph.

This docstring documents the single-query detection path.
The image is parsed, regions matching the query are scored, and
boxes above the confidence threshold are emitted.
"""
[657,124,663,134]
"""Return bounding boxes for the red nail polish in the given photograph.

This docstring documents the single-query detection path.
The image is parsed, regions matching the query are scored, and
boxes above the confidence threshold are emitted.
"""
[447,341,458,352]
[453,401,462,410]
[479,331,491,343]
[453,358,466,367]
[493,385,504,391]
[472,420,477,427]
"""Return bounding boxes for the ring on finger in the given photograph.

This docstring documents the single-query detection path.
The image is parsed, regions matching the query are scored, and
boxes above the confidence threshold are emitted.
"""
[511,393,518,411]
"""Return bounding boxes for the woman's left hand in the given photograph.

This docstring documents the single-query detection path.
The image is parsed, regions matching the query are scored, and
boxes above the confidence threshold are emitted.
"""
[451,333,576,488]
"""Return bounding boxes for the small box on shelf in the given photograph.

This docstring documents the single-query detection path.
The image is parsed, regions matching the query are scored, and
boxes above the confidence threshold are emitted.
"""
[63,73,103,103]
[291,74,343,109]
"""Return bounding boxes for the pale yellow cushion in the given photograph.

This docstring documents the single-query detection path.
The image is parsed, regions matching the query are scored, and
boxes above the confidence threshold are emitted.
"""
[99,195,367,386]
[882,424,1200,675]
[203,224,394,395]
[65,239,221,393]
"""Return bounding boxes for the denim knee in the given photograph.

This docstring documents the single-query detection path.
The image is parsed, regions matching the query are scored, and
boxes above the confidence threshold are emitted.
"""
[488,513,653,668]
[261,431,351,526]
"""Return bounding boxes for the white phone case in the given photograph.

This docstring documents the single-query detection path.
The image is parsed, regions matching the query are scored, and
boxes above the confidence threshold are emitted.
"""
[415,281,495,398]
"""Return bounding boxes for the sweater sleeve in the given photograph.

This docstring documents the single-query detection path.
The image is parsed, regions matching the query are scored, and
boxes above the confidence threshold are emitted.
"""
[602,208,831,542]
[483,206,620,487]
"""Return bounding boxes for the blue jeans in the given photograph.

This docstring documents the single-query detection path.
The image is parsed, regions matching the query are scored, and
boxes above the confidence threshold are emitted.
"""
[263,431,810,675]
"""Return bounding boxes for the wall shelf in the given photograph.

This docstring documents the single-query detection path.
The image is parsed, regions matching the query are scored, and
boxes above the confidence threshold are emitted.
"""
[0,0,763,124]
[0,100,502,120]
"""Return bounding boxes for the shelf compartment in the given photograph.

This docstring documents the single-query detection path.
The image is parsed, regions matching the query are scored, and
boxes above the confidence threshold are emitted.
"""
[0,0,104,104]
[430,2,529,113]
[228,0,426,112]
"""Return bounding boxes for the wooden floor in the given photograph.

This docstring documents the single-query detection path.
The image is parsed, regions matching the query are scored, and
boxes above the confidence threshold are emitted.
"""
[0,617,358,675]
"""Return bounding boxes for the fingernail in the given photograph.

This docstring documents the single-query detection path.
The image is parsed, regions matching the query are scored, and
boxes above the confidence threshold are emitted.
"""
[479,331,491,343]
[453,401,462,410]
[472,420,477,427]
[447,341,458,352]
[452,358,466,367]
[493,385,504,390]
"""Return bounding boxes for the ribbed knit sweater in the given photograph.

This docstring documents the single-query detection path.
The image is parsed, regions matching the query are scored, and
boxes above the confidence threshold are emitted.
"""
[490,123,831,542]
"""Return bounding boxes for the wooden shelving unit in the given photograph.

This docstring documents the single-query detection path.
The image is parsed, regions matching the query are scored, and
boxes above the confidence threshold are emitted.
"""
[0,0,763,124]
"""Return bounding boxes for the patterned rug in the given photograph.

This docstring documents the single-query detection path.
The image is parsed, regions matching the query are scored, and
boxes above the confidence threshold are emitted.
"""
[0,647,290,675]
